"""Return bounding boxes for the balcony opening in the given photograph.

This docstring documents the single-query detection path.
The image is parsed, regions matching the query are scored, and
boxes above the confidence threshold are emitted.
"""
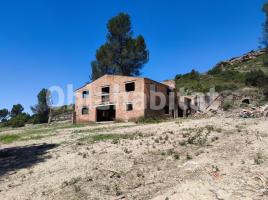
[101,95,109,103]
[102,86,110,94]
[82,90,89,98]
[125,82,135,92]
[101,86,110,104]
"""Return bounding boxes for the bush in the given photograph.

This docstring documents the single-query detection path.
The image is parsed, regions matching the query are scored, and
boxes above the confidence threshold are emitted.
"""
[263,54,268,67]
[9,114,30,128]
[220,70,245,81]
[208,66,222,75]
[175,74,182,80]
[245,70,268,87]
[182,69,200,80]
[222,100,234,111]
[0,121,10,128]
[215,83,238,92]
[28,114,48,124]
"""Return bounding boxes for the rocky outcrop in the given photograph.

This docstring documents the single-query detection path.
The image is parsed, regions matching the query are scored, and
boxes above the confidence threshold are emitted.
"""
[228,49,266,64]
[215,49,266,69]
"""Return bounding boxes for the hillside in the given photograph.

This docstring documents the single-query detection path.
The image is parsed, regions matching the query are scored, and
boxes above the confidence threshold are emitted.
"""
[175,49,268,94]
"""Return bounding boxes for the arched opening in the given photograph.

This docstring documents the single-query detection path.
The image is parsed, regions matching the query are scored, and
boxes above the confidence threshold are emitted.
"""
[242,99,250,104]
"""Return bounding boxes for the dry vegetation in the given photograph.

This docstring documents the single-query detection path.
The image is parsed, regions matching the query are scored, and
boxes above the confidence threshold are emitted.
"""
[0,116,267,200]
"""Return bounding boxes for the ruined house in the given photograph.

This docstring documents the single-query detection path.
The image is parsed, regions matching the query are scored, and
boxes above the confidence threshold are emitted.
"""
[74,75,222,123]
[74,75,178,123]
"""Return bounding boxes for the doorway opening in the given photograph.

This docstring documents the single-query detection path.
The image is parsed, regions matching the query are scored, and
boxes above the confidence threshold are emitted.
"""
[96,105,115,122]
[178,106,184,117]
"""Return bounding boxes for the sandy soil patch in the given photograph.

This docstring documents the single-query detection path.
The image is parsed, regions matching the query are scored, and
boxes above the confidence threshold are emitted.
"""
[0,116,267,200]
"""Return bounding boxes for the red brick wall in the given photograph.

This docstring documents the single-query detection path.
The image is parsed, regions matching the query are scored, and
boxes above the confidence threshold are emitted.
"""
[75,75,176,123]
[75,75,146,123]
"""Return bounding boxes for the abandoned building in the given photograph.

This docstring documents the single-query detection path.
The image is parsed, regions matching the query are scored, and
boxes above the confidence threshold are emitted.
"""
[74,75,178,123]
[74,75,221,123]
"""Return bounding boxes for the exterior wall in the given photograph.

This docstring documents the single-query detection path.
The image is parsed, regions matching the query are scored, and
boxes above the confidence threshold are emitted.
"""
[75,75,177,123]
[75,84,94,123]
[75,75,146,123]
[144,79,176,118]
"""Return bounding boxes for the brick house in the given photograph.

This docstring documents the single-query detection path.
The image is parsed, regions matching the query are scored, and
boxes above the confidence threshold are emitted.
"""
[74,75,177,123]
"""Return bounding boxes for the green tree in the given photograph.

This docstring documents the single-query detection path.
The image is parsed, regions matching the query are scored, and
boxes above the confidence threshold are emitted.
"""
[31,88,51,124]
[8,104,30,127]
[9,113,30,128]
[182,69,200,80]
[175,74,182,80]
[0,109,9,122]
[10,104,24,118]
[90,13,149,80]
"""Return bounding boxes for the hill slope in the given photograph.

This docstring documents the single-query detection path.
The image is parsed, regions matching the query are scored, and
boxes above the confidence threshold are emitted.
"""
[175,49,268,93]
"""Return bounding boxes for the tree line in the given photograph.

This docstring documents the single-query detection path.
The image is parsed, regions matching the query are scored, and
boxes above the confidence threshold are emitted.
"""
[0,89,50,128]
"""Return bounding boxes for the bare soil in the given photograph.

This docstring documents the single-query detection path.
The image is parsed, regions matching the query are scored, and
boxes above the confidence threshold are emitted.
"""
[0,116,267,200]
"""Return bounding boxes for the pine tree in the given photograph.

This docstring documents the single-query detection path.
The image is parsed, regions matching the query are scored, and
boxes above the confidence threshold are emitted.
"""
[90,13,149,80]
[31,88,51,123]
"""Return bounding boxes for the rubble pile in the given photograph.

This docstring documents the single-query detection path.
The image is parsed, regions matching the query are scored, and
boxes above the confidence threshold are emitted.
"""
[239,104,268,118]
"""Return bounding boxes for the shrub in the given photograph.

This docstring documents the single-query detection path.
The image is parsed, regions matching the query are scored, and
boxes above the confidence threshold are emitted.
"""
[0,121,10,128]
[186,153,193,160]
[215,83,238,92]
[254,152,265,165]
[245,70,268,87]
[263,54,268,67]
[9,114,30,128]
[175,74,182,80]
[219,70,244,81]
[208,66,222,75]
[182,69,200,80]
[222,100,234,111]
[173,153,180,160]
[29,114,48,124]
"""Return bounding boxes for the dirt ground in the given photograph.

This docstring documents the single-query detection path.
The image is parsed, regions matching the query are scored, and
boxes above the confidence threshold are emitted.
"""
[0,115,268,200]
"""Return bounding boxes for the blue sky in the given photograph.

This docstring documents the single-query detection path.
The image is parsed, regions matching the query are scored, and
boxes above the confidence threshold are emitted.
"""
[0,0,266,113]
